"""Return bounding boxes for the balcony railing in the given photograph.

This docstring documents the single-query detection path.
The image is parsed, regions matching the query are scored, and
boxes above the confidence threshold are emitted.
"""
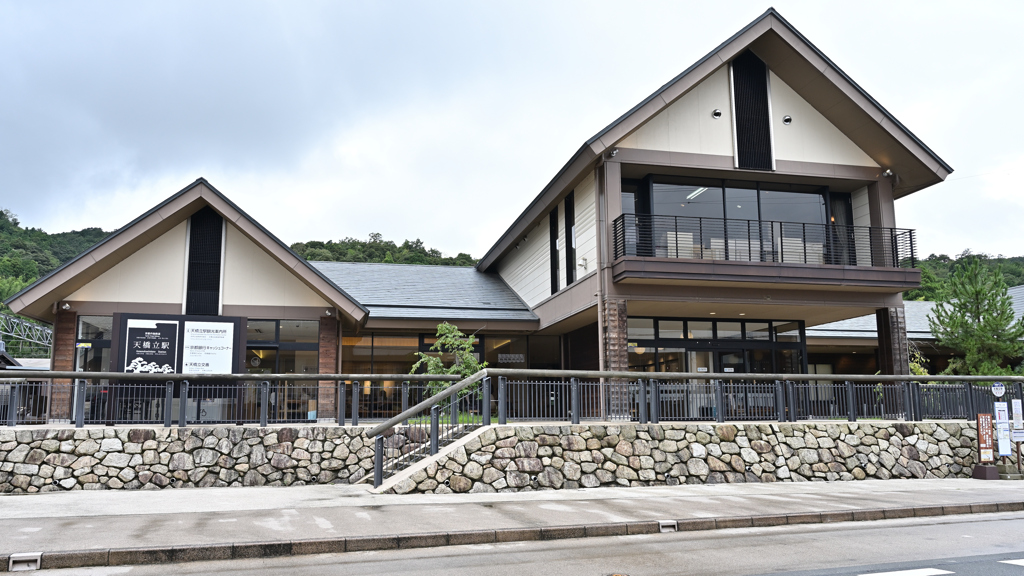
[612,214,917,268]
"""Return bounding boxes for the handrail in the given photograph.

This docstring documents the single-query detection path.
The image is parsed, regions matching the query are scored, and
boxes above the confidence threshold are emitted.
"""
[362,368,1024,438]
[0,371,461,382]
[365,369,487,437]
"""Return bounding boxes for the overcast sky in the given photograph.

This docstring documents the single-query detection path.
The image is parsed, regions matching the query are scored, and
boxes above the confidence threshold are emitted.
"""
[1,1,1021,260]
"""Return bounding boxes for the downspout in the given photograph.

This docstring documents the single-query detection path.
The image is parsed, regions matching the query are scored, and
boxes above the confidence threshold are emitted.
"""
[595,164,608,419]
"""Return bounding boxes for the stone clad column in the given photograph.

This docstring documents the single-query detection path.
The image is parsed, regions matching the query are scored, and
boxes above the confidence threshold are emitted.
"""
[602,299,628,418]
[876,306,910,376]
[317,316,339,421]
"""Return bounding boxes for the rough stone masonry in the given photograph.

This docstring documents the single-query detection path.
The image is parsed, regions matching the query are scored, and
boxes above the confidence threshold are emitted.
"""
[387,421,982,494]
[0,421,985,494]
[0,426,373,493]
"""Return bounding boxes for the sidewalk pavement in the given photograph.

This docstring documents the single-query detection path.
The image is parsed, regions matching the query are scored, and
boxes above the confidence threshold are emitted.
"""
[2,479,1024,570]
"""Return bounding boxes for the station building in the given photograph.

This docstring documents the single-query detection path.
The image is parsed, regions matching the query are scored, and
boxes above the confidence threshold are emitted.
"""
[5,9,950,420]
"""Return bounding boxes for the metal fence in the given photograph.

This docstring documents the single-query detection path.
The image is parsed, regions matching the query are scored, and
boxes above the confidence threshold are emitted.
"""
[612,213,917,269]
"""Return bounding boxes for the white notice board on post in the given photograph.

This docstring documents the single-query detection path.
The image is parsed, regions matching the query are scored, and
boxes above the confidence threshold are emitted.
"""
[182,321,235,374]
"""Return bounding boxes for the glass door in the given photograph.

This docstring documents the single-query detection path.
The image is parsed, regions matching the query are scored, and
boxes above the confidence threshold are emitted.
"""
[716,351,745,420]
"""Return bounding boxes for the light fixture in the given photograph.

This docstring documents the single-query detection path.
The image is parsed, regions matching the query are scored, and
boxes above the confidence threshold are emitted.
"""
[709,312,716,315]
[882,169,894,177]
[609,148,619,158]
[633,347,646,355]
[712,109,722,119]
[686,187,708,200]
[325,309,332,316]
[61,303,71,311]
[783,115,792,125]
[739,313,746,316]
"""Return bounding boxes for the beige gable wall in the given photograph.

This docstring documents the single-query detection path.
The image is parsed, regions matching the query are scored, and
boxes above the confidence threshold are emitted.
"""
[770,72,878,168]
[67,221,187,304]
[574,172,597,278]
[616,67,734,156]
[222,224,329,309]
[497,219,550,307]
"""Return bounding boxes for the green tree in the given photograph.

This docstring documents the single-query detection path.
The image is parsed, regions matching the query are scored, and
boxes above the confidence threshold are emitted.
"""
[928,257,1024,375]
[410,322,487,395]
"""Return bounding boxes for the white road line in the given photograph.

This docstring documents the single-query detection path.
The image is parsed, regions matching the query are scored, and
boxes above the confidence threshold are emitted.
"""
[860,565,954,569]
[1000,559,1024,566]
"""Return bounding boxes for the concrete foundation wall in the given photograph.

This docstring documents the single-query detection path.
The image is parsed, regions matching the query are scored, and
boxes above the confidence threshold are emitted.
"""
[389,421,982,494]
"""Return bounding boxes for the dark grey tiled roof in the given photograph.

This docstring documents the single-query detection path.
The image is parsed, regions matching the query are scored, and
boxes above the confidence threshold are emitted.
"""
[808,290,1024,341]
[310,262,538,322]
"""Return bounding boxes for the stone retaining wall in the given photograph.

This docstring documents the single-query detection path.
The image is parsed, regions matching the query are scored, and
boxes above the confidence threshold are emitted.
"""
[0,426,373,493]
[389,421,981,494]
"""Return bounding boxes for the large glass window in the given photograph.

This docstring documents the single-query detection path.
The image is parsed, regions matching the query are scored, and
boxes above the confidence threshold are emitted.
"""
[485,336,528,369]
[624,317,806,375]
[759,188,826,225]
[75,316,112,373]
[653,182,724,219]
[627,318,655,341]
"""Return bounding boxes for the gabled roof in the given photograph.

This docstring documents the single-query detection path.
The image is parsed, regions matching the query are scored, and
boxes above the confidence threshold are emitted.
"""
[5,178,368,323]
[478,7,952,272]
[312,262,537,322]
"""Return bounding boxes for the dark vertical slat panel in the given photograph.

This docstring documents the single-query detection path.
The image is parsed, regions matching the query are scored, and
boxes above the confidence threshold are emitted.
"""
[185,206,224,315]
[733,50,772,171]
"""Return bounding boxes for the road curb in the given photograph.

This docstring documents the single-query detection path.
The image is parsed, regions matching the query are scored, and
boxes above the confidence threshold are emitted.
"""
[8,500,1023,572]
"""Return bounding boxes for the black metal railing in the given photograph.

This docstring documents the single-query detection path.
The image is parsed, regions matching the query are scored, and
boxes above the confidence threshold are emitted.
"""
[612,214,916,268]
[374,375,488,487]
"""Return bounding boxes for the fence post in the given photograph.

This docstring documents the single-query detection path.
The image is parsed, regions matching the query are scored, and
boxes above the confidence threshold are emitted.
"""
[450,392,458,428]
[430,405,440,455]
[402,381,410,426]
[901,382,911,422]
[570,378,580,425]
[164,381,173,428]
[649,379,660,424]
[775,380,784,423]
[8,381,18,427]
[373,435,384,488]
[337,381,346,426]
[179,380,190,428]
[846,380,856,422]
[258,381,270,426]
[917,379,925,420]
[351,382,359,427]
[482,377,491,426]
[638,379,648,424]
[786,381,796,423]
[714,380,725,423]
[75,380,86,428]
[498,376,507,425]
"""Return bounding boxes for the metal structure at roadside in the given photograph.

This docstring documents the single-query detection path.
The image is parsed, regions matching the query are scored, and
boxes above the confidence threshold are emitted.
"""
[0,312,52,356]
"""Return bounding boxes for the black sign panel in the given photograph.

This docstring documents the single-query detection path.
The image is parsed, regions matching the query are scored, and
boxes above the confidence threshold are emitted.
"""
[123,319,179,373]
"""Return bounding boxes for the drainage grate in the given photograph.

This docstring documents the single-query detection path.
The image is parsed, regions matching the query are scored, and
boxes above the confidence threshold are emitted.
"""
[9,552,41,572]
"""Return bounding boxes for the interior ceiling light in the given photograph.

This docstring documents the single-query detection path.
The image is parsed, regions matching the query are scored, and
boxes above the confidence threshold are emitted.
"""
[709,312,716,315]
[686,187,708,200]
[739,313,746,316]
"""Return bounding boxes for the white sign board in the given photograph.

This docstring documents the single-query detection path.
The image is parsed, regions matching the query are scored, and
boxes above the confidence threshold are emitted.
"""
[997,423,1013,457]
[995,401,1010,424]
[181,321,235,374]
[1014,399,1023,430]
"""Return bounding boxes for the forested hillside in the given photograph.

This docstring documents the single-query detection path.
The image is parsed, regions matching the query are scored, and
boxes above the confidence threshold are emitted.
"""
[290,233,476,266]
[0,209,110,309]
[904,251,1024,301]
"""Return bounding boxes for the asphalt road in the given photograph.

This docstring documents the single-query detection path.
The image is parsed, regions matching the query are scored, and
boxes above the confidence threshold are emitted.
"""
[27,511,1024,576]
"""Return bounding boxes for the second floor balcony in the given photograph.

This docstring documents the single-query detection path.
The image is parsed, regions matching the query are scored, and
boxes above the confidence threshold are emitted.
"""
[611,214,919,291]
[613,214,916,268]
